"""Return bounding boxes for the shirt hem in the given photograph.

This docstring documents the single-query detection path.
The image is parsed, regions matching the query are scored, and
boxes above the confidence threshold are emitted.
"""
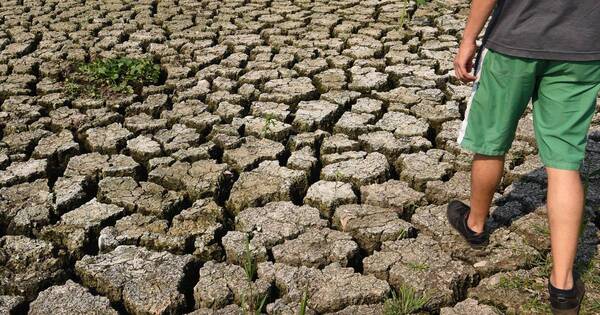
[485,41,600,62]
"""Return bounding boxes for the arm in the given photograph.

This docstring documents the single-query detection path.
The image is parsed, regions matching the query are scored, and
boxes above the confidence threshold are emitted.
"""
[454,0,497,82]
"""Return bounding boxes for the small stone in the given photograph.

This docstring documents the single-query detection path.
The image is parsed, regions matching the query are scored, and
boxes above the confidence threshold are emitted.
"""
[376,111,429,138]
[287,146,318,175]
[348,67,388,92]
[272,228,359,268]
[222,201,327,264]
[333,112,376,139]
[259,77,317,104]
[127,135,163,163]
[193,261,271,309]
[257,262,390,314]
[97,177,184,218]
[304,180,358,218]
[0,295,26,314]
[53,176,91,214]
[154,124,202,154]
[293,100,341,132]
[333,204,416,254]
[320,134,360,155]
[439,298,501,315]
[76,245,196,315]
[28,280,118,315]
[250,101,290,121]
[102,155,142,179]
[63,153,110,181]
[0,235,66,300]
[0,159,47,187]
[31,130,79,167]
[41,199,124,259]
[468,268,548,314]
[397,150,454,191]
[321,152,389,190]
[358,131,425,164]
[124,113,168,134]
[352,98,384,117]
[425,171,471,204]
[148,160,231,201]
[83,123,132,154]
[360,180,426,218]
[223,136,285,171]
[226,161,307,214]
[1,178,53,236]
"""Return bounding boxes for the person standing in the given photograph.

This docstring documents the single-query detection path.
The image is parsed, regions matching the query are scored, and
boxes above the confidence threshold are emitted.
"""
[448,0,600,313]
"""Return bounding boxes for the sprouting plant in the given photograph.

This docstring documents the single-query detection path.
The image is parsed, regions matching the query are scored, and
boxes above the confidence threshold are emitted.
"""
[398,0,431,28]
[241,287,268,315]
[333,168,344,195]
[240,235,267,314]
[261,113,276,137]
[298,288,309,315]
[406,261,429,272]
[398,1,409,29]
[531,223,550,236]
[243,235,256,281]
[383,285,429,315]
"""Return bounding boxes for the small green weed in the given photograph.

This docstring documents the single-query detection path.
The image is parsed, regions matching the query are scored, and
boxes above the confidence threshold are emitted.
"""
[261,113,276,137]
[529,252,552,276]
[406,261,429,272]
[67,57,160,98]
[521,297,550,314]
[582,298,600,313]
[241,288,268,315]
[398,0,431,28]
[531,223,550,236]
[298,288,309,315]
[383,285,429,315]
[243,236,257,281]
[240,235,267,314]
[498,275,534,290]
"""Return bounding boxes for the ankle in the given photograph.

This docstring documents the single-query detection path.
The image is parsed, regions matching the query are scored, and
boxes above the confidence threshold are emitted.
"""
[550,272,574,290]
[466,214,485,234]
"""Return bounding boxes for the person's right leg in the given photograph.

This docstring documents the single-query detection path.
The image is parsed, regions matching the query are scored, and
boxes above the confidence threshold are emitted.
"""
[532,58,600,313]
[546,168,585,290]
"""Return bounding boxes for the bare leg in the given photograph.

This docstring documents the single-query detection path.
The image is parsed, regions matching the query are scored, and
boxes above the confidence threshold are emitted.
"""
[547,168,584,290]
[467,154,505,233]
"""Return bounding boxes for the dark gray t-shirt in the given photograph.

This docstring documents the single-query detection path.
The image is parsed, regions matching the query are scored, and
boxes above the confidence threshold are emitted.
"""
[484,0,600,61]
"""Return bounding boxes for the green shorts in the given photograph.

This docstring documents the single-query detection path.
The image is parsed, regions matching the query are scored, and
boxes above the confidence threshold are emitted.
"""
[458,48,600,170]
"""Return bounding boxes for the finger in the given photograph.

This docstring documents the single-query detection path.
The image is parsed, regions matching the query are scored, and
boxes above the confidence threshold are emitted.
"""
[464,72,477,82]
[453,61,464,81]
[457,62,472,83]
[464,58,477,81]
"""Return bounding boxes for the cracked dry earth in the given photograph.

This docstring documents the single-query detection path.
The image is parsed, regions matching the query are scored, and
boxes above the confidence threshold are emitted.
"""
[0,0,600,314]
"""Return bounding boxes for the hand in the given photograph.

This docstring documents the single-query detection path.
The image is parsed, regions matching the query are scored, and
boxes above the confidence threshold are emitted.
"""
[454,41,477,83]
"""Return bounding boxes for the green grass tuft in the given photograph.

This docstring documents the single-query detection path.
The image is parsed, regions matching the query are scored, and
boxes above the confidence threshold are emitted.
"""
[67,57,160,98]
[298,288,309,315]
[406,261,429,272]
[383,285,429,315]
[243,236,257,281]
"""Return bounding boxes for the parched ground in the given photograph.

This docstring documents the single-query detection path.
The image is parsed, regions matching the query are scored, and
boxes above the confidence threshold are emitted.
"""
[1,0,600,314]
